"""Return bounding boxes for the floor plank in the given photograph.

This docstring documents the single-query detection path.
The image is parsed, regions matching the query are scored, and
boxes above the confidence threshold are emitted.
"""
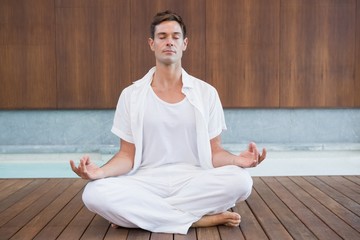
[218,225,244,240]
[0,179,19,192]
[290,176,360,231]
[56,206,95,240]
[12,179,86,240]
[344,175,360,186]
[318,176,360,204]
[174,228,197,240]
[280,177,360,240]
[196,226,220,240]
[33,182,87,239]
[234,200,268,239]
[331,176,360,194]
[78,214,110,240]
[253,178,317,239]
[0,179,48,213]
[263,177,341,239]
[150,232,173,240]
[0,177,358,240]
[0,179,32,202]
[0,179,72,239]
[104,227,129,240]
[305,176,360,216]
[245,183,291,239]
[126,228,151,240]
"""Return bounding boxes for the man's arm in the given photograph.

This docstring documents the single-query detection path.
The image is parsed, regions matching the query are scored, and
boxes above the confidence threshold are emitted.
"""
[210,135,266,168]
[70,139,135,180]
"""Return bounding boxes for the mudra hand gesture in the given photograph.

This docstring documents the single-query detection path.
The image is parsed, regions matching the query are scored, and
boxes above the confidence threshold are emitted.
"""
[238,142,266,168]
[70,155,105,180]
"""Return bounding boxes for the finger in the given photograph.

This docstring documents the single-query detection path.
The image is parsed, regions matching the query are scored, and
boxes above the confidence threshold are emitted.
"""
[253,147,259,161]
[70,160,81,176]
[259,148,267,163]
[248,142,256,152]
[69,160,78,172]
[81,155,88,163]
[80,159,87,172]
[84,155,91,165]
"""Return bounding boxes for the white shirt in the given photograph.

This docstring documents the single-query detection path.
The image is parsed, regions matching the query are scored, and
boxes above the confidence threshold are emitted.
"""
[141,88,199,168]
[111,67,227,174]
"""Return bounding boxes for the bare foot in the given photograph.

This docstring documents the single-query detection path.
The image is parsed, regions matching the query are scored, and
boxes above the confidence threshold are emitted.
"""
[110,223,120,229]
[192,211,241,228]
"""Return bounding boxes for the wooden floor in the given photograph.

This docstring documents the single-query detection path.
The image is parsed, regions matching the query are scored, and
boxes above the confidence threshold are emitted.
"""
[0,176,359,240]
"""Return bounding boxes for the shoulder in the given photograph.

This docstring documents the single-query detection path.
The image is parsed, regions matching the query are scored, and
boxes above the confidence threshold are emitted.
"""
[120,67,155,96]
[183,70,218,95]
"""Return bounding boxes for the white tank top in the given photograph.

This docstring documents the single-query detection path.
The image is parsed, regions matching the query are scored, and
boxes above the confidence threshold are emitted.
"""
[141,88,200,168]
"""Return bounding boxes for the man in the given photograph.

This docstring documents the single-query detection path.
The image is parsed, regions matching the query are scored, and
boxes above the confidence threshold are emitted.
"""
[70,10,266,234]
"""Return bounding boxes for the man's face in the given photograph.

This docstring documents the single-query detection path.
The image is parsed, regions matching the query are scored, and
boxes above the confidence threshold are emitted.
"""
[148,21,188,66]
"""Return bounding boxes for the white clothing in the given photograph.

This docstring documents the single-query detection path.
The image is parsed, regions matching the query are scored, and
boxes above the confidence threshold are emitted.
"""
[111,67,227,173]
[83,67,253,234]
[141,88,199,168]
[83,164,253,234]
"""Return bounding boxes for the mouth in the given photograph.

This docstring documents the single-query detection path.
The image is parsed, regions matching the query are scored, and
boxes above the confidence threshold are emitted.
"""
[163,49,176,54]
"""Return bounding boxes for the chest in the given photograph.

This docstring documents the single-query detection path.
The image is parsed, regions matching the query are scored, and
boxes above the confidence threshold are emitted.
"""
[151,87,185,104]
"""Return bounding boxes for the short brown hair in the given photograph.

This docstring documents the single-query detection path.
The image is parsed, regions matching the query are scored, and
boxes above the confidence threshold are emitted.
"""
[150,10,187,39]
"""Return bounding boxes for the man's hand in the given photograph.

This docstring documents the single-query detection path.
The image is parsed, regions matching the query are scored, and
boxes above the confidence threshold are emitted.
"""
[238,142,266,168]
[70,155,105,180]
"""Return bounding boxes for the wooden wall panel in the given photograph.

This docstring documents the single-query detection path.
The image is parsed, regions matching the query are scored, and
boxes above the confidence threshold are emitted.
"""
[56,0,130,108]
[356,0,360,107]
[130,0,206,81]
[0,0,56,109]
[206,0,280,108]
[0,0,358,109]
[280,0,356,107]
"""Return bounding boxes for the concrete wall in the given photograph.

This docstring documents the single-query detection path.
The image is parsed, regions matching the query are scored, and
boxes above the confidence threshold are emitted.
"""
[0,109,359,153]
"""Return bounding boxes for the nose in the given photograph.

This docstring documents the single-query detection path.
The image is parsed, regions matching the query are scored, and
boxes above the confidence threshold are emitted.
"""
[166,38,174,46]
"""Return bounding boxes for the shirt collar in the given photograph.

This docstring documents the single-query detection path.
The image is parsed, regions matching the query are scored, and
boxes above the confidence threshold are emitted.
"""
[133,67,195,89]
[181,68,195,89]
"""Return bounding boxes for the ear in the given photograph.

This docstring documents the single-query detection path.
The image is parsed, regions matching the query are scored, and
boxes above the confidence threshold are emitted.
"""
[182,37,188,51]
[148,38,155,51]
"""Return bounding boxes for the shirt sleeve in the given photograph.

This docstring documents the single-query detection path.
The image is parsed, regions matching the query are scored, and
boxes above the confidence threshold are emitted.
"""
[208,88,227,139]
[111,88,135,143]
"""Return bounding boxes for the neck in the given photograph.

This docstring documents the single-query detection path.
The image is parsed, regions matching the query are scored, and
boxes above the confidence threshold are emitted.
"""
[152,64,182,89]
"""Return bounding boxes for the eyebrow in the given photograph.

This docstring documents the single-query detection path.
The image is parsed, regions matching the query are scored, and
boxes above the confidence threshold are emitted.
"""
[157,32,182,36]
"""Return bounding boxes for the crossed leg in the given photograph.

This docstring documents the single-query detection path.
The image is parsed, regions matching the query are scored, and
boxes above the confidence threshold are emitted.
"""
[87,165,252,233]
[111,211,241,229]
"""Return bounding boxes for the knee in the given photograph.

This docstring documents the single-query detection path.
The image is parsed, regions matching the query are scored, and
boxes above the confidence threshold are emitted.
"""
[223,166,253,201]
[82,181,102,211]
[237,170,253,200]
[235,168,253,200]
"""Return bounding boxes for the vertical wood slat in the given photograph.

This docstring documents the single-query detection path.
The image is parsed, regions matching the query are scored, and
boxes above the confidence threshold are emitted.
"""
[355,0,360,107]
[130,0,206,81]
[280,0,356,107]
[56,0,131,109]
[0,0,56,109]
[206,0,280,108]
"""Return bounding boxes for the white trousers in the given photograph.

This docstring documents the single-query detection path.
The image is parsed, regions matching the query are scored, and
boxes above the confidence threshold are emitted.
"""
[82,164,253,234]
